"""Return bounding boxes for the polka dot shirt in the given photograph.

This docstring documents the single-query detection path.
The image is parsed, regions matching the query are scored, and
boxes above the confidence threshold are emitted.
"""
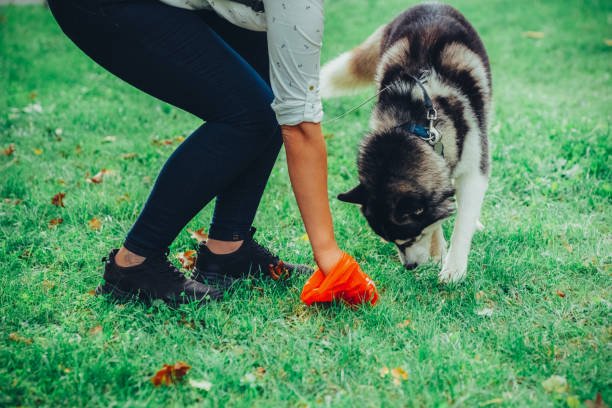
[159,0,324,125]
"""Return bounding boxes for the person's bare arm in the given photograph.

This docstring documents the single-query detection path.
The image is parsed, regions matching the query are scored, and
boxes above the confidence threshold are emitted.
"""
[282,122,342,275]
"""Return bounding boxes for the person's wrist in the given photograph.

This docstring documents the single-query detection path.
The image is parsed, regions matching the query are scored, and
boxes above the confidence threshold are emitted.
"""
[313,244,343,275]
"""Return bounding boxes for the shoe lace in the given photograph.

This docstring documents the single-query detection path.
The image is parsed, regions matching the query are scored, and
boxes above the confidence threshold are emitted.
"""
[251,240,291,280]
[152,251,187,282]
[251,239,279,264]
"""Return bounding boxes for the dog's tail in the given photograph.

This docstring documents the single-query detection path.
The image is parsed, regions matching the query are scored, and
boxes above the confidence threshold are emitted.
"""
[320,25,385,98]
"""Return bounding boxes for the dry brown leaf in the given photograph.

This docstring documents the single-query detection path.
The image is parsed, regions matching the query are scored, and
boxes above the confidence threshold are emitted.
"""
[3,198,22,205]
[42,280,55,290]
[89,325,103,336]
[87,289,97,296]
[51,192,66,207]
[177,250,197,270]
[121,152,138,160]
[188,228,209,243]
[9,332,33,345]
[88,217,102,231]
[523,31,545,39]
[391,367,408,385]
[151,362,191,386]
[3,144,15,156]
[48,218,63,228]
[29,91,37,100]
[86,169,110,184]
[586,392,608,408]
[556,290,566,298]
[397,319,411,329]
[255,367,266,378]
[562,240,573,253]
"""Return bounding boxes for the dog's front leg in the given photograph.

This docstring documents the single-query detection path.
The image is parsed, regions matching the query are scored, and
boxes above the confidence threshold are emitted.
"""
[439,172,488,283]
[430,224,447,262]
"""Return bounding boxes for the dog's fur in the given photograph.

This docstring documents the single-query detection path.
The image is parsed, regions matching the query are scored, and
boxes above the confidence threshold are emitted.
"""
[322,3,491,283]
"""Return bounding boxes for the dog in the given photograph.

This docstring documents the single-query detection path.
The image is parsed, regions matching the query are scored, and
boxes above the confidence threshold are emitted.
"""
[321,3,491,283]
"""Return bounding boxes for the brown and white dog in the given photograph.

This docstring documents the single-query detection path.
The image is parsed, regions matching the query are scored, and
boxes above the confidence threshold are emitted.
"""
[321,3,491,283]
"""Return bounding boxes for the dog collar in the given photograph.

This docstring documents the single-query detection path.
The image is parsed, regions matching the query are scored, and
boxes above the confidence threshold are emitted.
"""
[396,73,444,156]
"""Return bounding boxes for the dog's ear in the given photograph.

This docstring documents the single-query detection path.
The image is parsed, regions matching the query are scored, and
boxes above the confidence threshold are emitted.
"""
[338,184,366,205]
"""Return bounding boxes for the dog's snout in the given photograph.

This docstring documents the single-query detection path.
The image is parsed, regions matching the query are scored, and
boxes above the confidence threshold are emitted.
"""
[404,262,418,270]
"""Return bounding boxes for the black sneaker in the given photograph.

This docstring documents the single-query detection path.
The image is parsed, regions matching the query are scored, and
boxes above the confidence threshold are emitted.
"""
[96,249,222,305]
[193,228,313,289]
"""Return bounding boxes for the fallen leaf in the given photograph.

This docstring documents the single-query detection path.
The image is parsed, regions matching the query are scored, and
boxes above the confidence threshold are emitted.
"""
[476,307,494,317]
[586,392,608,408]
[51,192,66,207]
[562,241,573,253]
[566,396,580,408]
[542,375,568,393]
[86,169,110,184]
[397,319,411,328]
[87,289,97,296]
[189,379,212,391]
[42,280,55,290]
[177,250,197,270]
[523,31,545,39]
[604,39,612,47]
[479,398,504,406]
[3,144,15,156]
[379,366,389,377]
[175,136,185,143]
[116,193,130,203]
[391,367,408,385]
[88,217,102,231]
[299,233,309,242]
[188,228,208,243]
[3,198,22,205]
[89,325,103,336]
[556,290,566,298]
[121,152,138,160]
[75,145,83,155]
[33,148,43,155]
[255,367,266,378]
[9,332,33,345]
[475,290,486,300]
[151,362,191,386]
[102,135,117,143]
[29,91,37,100]
[48,218,63,228]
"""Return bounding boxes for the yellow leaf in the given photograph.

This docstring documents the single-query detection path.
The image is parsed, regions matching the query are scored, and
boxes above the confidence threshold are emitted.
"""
[88,217,102,231]
[33,148,43,155]
[299,233,309,242]
[523,31,545,39]
[604,39,612,47]
[396,319,411,328]
[566,395,580,408]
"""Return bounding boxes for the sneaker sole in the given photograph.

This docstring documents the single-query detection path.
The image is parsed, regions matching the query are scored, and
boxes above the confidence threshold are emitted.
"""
[95,283,216,306]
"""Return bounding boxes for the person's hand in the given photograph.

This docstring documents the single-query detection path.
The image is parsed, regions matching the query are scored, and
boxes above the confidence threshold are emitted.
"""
[300,252,379,306]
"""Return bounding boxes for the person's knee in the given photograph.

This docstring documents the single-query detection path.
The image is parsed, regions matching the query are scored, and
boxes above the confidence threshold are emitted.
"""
[234,106,279,140]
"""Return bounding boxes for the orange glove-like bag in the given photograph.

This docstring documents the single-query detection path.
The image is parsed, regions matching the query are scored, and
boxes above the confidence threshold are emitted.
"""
[300,252,379,306]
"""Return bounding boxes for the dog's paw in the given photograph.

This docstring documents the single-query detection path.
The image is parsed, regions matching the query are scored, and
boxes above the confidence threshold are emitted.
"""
[438,256,467,283]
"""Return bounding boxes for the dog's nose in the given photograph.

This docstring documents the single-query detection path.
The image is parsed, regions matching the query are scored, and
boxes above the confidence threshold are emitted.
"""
[404,262,418,270]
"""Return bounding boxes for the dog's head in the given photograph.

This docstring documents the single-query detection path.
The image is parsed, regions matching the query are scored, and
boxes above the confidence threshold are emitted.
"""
[338,128,455,269]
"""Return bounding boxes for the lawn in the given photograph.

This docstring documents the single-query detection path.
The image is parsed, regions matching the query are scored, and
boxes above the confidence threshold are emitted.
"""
[1,0,610,407]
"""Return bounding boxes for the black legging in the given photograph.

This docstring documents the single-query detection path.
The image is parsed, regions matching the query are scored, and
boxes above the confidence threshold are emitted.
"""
[48,0,282,256]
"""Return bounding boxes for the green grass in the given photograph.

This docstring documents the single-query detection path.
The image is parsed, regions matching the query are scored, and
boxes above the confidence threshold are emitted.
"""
[1,0,610,406]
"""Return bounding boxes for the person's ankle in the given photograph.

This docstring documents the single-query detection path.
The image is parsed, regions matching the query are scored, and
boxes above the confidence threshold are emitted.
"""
[206,239,244,255]
[115,246,146,267]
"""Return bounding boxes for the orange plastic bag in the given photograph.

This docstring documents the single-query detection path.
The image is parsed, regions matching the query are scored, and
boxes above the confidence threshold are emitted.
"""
[300,252,379,306]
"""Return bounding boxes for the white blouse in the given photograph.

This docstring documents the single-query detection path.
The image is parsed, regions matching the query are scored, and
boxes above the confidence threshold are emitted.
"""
[159,0,324,125]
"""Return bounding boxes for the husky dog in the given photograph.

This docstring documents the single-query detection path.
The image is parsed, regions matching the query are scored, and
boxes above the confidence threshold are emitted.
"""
[321,3,491,283]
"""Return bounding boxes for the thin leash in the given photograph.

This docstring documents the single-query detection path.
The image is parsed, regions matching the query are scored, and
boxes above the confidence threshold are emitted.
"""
[322,85,391,125]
